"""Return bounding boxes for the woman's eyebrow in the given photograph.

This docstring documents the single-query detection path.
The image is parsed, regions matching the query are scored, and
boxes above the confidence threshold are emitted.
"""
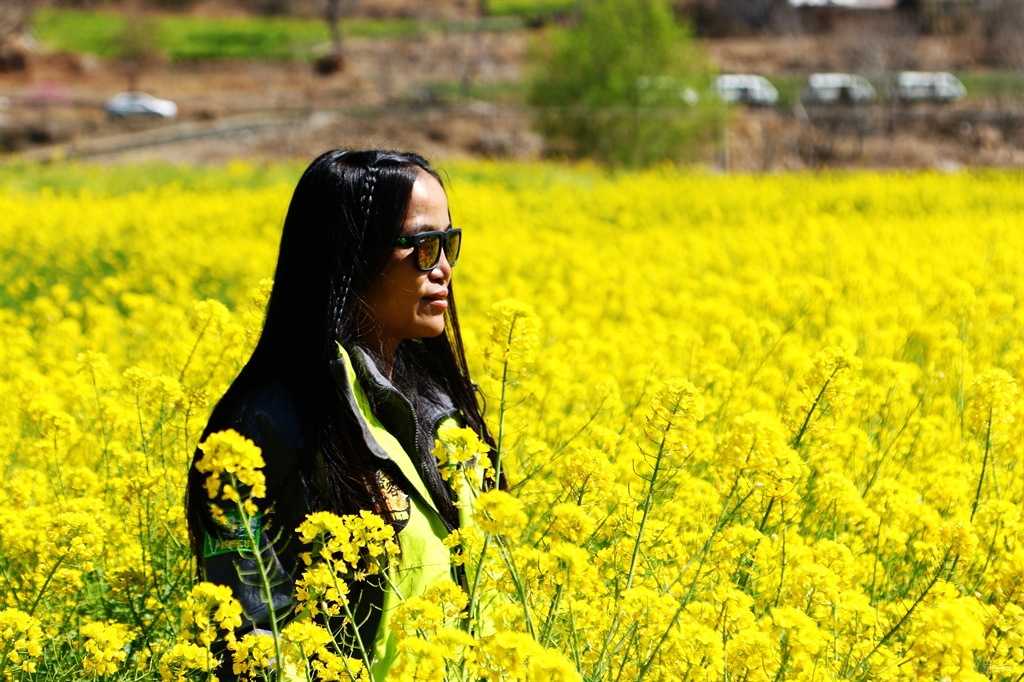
[404,221,453,234]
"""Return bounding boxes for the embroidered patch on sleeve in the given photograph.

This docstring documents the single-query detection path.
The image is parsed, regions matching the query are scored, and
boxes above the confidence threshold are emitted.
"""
[203,509,262,558]
[377,469,411,530]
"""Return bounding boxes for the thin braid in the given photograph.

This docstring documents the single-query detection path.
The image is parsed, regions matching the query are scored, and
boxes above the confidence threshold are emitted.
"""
[336,164,379,325]
[359,166,379,233]
[333,277,355,341]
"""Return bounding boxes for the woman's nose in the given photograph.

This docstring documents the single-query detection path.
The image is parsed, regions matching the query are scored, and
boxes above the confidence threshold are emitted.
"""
[430,249,451,281]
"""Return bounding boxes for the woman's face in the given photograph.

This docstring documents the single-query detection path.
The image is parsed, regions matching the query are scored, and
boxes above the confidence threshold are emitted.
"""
[361,169,453,359]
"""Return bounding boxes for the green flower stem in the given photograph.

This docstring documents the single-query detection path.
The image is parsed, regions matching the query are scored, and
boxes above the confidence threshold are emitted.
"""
[846,545,953,681]
[971,409,992,522]
[593,426,672,680]
[971,520,1003,603]
[627,431,670,589]
[566,606,584,672]
[494,534,537,638]
[178,315,212,384]
[636,480,756,682]
[494,335,514,485]
[26,553,66,617]
[867,513,885,606]
[135,393,150,464]
[0,640,15,680]
[793,365,842,450]
[465,535,491,635]
[51,430,67,504]
[232,482,283,682]
[332,573,373,676]
[459,535,492,681]
[539,584,564,648]
[88,366,111,490]
[0,565,24,610]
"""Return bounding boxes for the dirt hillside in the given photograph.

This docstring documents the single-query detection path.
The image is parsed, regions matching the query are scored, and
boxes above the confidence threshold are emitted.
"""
[1,23,1020,169]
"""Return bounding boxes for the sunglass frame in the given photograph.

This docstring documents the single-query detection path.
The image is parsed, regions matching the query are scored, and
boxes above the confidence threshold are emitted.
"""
[390,228,462,271]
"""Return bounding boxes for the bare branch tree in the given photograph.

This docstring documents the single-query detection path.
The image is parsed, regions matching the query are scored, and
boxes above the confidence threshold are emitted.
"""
[117,1,161,91]
[981,0,1024,70]
[315,0,355,74]
[0,0,35,72]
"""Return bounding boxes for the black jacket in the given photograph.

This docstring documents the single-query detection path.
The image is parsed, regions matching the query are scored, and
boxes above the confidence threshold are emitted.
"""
[195,346,459,678]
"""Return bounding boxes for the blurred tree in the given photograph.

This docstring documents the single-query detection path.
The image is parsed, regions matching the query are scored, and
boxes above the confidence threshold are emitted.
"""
[911,0,975,34]
[315,0,355,74]
[0,0,34,72]
[115,2,160,91]
[253,0,295,14]
[678,0,802,37]
[149,0,199,8]
[981,0,1024,69]
[528,0,716,167]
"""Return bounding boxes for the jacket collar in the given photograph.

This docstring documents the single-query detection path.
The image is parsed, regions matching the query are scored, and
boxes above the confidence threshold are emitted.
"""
[349,345,458,437]
[329,343,461,532]
[327,346,391,462]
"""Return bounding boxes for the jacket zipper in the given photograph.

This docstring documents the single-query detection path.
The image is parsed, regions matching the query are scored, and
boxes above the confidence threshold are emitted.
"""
[379,384,457,534]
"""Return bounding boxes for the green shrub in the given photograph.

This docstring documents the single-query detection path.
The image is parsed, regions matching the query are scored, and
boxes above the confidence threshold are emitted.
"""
[528,0,716,167]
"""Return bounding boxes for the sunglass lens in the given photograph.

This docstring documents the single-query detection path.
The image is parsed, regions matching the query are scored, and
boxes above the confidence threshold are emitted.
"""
[445,230,461,266]
[419,234,441,270]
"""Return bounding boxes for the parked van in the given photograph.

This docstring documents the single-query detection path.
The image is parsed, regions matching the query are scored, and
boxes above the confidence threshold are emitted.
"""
[897,72,966,102]
[803,73,876,104]
[714,74,779,106]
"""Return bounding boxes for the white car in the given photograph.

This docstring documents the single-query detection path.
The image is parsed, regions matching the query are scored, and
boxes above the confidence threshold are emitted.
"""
[714,74,779,106]
[104,92,178,118]
[804,73,876,104]
[897,72,966,102]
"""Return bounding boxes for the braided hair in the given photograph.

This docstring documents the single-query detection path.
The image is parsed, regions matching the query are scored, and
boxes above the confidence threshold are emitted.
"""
[332,162,377,327]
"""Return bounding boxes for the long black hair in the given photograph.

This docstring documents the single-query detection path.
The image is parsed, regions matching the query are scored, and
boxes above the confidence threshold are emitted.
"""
[186,150,493,566]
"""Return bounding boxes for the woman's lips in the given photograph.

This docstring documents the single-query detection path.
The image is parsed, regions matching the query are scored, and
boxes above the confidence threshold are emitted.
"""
[424,291,448,309]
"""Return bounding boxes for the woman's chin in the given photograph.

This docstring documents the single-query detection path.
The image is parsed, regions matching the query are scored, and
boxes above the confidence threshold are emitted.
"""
[410,319,446,340]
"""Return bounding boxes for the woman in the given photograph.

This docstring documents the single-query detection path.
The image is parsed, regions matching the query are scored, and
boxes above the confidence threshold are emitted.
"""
[186,149,494,678]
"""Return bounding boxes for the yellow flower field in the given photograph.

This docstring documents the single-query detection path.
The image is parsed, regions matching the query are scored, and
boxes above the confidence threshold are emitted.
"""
[1,162,1021,681]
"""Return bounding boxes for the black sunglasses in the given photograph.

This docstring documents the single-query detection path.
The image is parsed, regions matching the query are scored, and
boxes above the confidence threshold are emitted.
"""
[390,228,462,271]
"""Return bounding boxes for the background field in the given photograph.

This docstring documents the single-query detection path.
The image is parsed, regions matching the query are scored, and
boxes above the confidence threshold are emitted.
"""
[1,162,1021,680]
[4,1,1022,169]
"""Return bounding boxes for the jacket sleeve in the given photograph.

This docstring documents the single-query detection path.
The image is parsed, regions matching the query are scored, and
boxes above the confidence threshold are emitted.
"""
[199,412,306,643]
[197,409,386,677]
